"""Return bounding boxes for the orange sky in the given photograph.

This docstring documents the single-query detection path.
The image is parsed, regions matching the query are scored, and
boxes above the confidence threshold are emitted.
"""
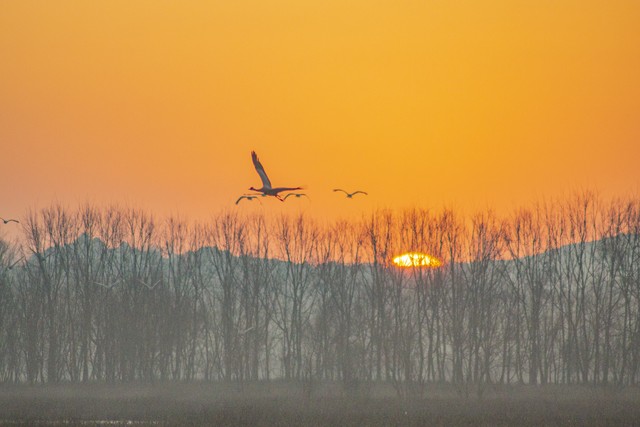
[1,1,639,227]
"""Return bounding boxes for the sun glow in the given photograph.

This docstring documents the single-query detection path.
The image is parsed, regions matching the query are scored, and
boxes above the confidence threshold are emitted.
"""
[392,252,442,268]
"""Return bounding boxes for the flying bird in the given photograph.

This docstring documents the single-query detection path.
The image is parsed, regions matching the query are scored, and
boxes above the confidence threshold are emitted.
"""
[239,325,255,335]
[283,193,309,201]
[236,194,262,205]
[93,279,120,289]
[1,218,19,224]
[333,189,368,198]
[249,151,303,201]
[140,279,161,290]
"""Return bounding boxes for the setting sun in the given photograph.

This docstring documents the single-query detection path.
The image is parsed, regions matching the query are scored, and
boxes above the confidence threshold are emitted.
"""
[392,252,442,268]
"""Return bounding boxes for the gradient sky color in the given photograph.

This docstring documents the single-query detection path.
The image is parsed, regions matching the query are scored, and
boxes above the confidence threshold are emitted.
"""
[1,1,639,226]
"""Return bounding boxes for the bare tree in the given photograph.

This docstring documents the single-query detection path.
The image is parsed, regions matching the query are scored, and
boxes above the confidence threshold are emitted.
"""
[237,214,275,381]
[359,210,397,383]
[460,211,505,396]
[205,211,245,382]
[315,220,366,393]
[0,238,22,382]
[272,214,318,380]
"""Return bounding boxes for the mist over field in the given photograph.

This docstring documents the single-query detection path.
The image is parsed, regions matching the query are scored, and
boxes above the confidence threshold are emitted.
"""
[1,192,640,425]
[1,382,639,426]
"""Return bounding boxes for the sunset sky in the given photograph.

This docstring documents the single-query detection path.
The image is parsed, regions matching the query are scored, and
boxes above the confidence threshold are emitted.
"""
[1,1,639,226]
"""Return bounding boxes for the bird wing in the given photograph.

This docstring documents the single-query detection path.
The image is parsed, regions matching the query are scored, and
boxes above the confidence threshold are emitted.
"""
[251,151,272,188]
[333,189,348,194]
[236,196,247,205]
[283,193,293,200]
[353,191,368,196]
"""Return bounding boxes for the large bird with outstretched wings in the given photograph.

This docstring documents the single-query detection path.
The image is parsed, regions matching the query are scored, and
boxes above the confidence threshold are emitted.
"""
[249,151,303,201]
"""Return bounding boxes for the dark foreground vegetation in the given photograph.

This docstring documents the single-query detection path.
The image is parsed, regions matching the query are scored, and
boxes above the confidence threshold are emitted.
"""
[0,382,639,426]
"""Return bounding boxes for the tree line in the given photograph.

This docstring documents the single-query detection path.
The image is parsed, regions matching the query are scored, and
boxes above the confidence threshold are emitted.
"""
[0,192,639,395]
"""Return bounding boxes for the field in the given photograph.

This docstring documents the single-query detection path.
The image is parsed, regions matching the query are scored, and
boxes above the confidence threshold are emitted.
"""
[0,382,639,426]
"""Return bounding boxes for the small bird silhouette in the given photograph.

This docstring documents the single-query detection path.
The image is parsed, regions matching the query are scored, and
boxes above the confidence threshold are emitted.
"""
[93,279,120,289]
[140,279,161,290]
[239,325,255,335]
[1,218,19,224]
[283,193,309,201]
[333,189,368,198]
[236,194,262,205]
[249,151,303,201]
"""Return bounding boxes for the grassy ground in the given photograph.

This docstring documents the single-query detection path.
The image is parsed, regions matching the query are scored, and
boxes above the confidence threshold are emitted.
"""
[0,382,639,426]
